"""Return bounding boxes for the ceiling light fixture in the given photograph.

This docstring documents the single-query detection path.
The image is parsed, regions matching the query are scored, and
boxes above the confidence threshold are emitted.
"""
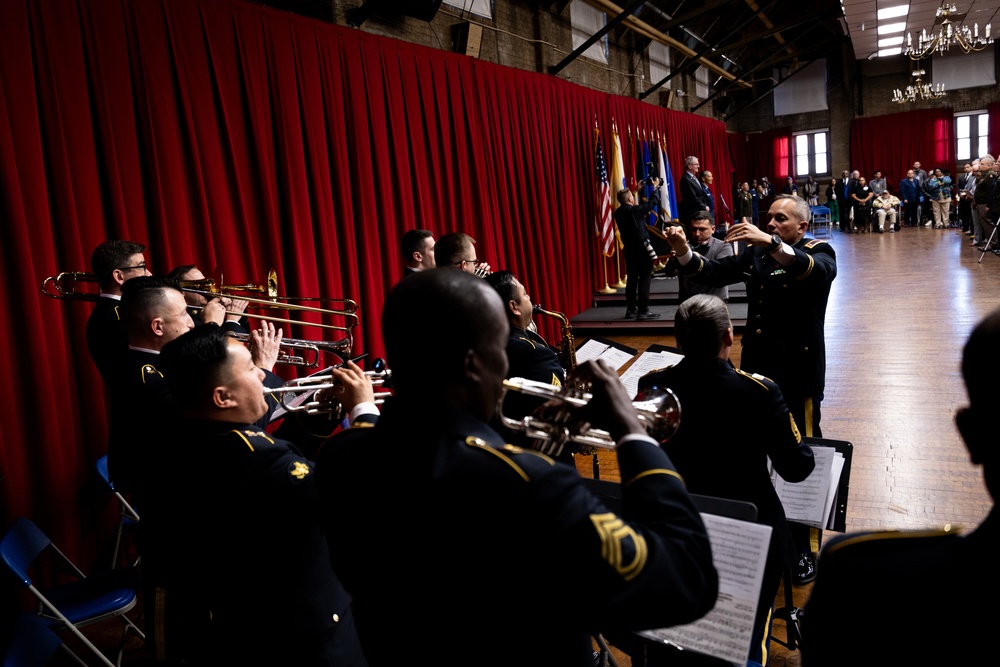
[892,69,947,104]
[877,5,910,21]
[903,2,993,59]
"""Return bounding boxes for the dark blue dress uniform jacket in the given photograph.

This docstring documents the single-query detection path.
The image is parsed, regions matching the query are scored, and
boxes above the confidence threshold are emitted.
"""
[316,398,718,667]
[679,237,836,404]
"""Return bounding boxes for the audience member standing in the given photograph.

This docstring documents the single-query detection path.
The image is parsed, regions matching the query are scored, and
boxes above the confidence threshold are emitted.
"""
[957,163,976,235]
[927,168,952,229]
[899,169,921,228]
[679,156,708,225]
[975,155,997,250]
[851,176,873,233]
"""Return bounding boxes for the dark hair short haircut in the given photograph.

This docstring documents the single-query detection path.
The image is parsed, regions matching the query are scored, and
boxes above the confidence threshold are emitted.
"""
[166,264,198,280]
[120,276,184,334]
[690,211,715,226]
[401,229,433,259]
[484,270,517,305]
[91,240,146,284]
[674,294,732,359]
[159,324,231,411]
[383,269,500,390]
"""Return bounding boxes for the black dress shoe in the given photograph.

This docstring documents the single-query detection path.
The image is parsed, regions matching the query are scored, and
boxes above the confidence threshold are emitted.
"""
[794,553,816,585]
[624,309,637,320]
[637,310,661,320]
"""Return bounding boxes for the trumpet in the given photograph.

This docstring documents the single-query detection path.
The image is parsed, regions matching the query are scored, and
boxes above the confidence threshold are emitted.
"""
[263,368,392,417]
[498,377,681,458]
[227,331,353,368]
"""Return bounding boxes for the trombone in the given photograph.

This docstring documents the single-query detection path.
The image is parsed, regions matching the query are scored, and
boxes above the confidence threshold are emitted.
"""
[41,272,101,301]
[227,331,353,368]
[497,377,681,457]
[178,268,359,331]
[263,368,392,417]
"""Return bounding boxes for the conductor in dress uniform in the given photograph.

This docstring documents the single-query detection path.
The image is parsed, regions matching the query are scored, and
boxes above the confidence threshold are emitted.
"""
[315,268,718,667]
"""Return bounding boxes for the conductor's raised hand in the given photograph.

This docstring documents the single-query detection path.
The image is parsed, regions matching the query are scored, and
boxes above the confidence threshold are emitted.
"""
[249,321,283,371]
[724,219,772,246]
[567,359,644,442]
[664,225,690,254]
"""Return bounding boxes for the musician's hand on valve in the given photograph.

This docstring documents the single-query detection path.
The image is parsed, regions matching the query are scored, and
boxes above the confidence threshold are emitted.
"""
[325,360,374,414]
[250,321,283,371]
[568,359,645,442]
[201,298,227,326]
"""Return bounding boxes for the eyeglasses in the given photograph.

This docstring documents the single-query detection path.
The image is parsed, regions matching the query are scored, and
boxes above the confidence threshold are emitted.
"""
[454,258,479,267]
[117,263,147,272]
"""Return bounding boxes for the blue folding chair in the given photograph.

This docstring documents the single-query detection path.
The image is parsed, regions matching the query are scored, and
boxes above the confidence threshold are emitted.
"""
[0,518,144,667]
[1,612,72,667]
[810,206,832,237]
[95,456,140,570]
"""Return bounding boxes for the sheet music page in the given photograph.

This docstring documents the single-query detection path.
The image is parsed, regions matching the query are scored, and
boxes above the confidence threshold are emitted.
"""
[596,346,637,372]
[772,446,835,527]
[639,514,772,665]
[619,350,684,399]
[823,454,845,529]
[575,338,611,363]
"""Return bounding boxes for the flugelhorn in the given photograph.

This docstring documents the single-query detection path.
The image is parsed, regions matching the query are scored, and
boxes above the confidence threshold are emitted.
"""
[263,367,392,417]
[498,377,680,457]
[227,331,353,368]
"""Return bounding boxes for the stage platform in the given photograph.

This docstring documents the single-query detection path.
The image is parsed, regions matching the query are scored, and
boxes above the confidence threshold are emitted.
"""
[570,275,748,335]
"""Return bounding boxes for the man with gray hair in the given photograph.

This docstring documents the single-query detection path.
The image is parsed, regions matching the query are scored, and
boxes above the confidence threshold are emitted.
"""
[678,155,708,225]
[975,155,998,251]
[638,294,815,666]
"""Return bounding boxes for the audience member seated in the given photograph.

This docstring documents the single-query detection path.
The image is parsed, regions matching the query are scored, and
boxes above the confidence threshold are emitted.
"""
[637,294,815,667]
[872,190,899,233]
[850,176,874,233]
[801,306,1000,666]
[315,269,718,667]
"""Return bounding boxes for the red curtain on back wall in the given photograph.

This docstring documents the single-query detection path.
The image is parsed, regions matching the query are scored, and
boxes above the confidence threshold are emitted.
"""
[0,0,733,562]
[850,107,956,194]
[728,128,793,187]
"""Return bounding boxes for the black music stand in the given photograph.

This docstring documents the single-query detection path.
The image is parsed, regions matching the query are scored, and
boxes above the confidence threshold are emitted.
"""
[771,437,853,651]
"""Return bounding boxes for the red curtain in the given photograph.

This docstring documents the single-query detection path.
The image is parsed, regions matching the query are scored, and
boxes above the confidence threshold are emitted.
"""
[729,127,792,186]
[0,0,733,562]
[850,107,956,194]
[988,103,1000,159]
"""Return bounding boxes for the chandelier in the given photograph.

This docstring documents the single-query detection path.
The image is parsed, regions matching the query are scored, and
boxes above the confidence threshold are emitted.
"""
[892,69,947,104]
[904,3,993,60]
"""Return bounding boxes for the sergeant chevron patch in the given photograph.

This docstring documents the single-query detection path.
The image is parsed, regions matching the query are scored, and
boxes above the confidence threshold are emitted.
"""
[590,512,647,581]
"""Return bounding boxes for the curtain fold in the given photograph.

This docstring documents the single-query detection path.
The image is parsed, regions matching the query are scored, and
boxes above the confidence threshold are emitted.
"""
[850,108,956,193]
[0,0,734,561]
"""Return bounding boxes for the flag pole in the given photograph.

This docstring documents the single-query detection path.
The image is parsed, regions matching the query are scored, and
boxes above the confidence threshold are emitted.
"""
[612,226,626,288]
[598,255,615,294]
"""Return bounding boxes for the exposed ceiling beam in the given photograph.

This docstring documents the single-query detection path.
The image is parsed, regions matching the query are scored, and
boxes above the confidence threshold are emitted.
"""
[581,0,751,87]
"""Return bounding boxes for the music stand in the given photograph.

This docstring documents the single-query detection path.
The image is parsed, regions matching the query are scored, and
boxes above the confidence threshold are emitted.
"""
[771,437,853,651]
[978,217,1000,263]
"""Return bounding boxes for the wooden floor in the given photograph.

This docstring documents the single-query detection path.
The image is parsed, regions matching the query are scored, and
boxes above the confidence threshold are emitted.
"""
[584,223,997,666]
[49,224,999,666]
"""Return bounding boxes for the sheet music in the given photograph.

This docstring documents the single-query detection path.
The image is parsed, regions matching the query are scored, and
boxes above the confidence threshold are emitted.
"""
[575,338,635,371]
[639,514,771,665]
[619,350,683,399]
[771,446,838,527]
[823,454,845,529]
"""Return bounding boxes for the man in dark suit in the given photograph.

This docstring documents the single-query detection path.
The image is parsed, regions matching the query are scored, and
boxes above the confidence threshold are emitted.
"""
[678,155,708,225]
[86,240,152,383]
[315,269,718,667]
[638,293,815,667]
[662,211,733,302]
[802,306,1000,666]
[400,228,436,277]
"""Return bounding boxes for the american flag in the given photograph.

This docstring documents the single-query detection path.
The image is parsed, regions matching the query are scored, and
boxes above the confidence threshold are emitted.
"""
[595,130,615,256]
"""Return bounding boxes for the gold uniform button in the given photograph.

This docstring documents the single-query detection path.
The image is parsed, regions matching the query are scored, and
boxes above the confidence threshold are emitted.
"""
[755,329,762,335]
[332,614,340,623]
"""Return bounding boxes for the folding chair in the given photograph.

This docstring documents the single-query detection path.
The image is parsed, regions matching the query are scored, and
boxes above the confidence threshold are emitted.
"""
[0,518,145,667]
[95,456,140,569]
[1,612,75,667]
[810,206,832,238]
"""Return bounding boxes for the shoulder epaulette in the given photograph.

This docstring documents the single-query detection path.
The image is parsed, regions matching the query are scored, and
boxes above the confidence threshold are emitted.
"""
[228,428,275,452]
[735,368,773,390]
[140,364,163,384]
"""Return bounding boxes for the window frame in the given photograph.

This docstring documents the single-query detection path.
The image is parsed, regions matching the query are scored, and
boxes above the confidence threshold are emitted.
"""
[792,128,831,179]
[954,110,989,163]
